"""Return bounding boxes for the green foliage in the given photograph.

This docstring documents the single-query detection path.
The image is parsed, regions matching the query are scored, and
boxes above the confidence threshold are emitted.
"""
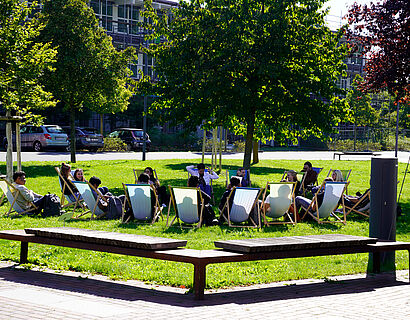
[149,127,198,151]
[346,75,380,126]
[233,140,246,152]
[36,0,137,160]
[101,137,127,152]
[0,159,409,288]
[141,0,350,168]
[0,0,57,120]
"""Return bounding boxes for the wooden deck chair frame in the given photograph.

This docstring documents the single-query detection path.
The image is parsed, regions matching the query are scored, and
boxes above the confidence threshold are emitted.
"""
[187,168,215,204]
[0,177,38,217]
[122,183,162,224]
[298,167,323,197]
[133,168,158,184]
[261,182,297,226]
[301,181,349,224]
[55,167,86,214]
[220,187,263,228]
[167,186,204,228]
[226,168,251,188]
[344,189,370,218]
[72,181,107,219]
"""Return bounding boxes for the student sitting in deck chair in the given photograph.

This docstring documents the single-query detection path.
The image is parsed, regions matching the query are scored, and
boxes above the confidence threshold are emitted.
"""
[186,163,218,198]
[219,185,263,228]
[10,171,46,216]
[187,176,217,226]
[122,173,162,223]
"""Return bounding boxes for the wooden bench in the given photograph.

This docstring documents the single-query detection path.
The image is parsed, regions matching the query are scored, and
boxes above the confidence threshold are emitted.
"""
[333,151,381,160]
[0,229,409,300]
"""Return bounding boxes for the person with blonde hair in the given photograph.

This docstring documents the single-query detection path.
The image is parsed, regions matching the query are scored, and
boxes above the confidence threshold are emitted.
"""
[332,170,344,182]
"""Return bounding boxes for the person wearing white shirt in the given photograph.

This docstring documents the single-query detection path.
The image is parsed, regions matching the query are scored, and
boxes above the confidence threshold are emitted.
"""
[186,163,219,197]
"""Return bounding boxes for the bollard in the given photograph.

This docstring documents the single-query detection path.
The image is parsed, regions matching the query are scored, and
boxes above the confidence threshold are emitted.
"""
[368,157,398,273]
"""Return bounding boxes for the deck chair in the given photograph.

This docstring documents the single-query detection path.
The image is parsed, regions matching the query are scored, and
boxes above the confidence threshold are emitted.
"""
[0,177,38,217]
[326,169,352,182]
[301,181,349,224]
[262,182,297,225]
[122,183,162,223]
[72,181,106,219]
[299,167,323,196]
[226,168,251,187]
[133,168,158,184]
[55,167,85,213]
[187,168,215,202]
[220,187,263,228]
[167,186,204,228]
[344,189,370,218]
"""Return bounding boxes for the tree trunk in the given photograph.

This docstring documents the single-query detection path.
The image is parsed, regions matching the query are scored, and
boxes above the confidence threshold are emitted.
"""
[243,113,255,169]
[252,140,259,164]
[6,111,13,182]
[354,123,357,151]
[69,106,76,163]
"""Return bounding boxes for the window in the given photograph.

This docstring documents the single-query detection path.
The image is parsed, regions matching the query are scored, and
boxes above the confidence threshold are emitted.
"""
[90,0,100,14]
[117,5,127,33]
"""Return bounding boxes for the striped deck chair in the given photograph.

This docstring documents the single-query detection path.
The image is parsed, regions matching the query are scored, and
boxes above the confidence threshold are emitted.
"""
[0,178,38,217]
[55,167,85,213]
[301,181,349,224]
[226,168,251,187]
[122,183,162,223]
[221,187,263,228]
[72,181,106,219]
[262,182,297,225]
[167,186,204,228]
[133,168,158,184]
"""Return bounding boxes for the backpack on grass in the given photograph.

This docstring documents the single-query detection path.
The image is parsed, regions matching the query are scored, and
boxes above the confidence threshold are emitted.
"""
[41,193,61,217]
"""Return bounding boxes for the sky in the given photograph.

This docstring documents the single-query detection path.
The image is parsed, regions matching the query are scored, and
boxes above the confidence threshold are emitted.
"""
[324,0,374,30]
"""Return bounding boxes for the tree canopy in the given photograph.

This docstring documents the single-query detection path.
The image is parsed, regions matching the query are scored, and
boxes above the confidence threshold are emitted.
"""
[347,0,409,102]
[141,0,350,167]
[37,0,136,162]
[0,0,57,120]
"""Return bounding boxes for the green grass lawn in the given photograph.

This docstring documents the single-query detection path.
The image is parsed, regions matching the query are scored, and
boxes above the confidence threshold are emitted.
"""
[0,159,408,289]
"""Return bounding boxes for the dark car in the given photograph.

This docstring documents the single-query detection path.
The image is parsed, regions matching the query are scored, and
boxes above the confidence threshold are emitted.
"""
[108,128,151,151]
[62,127,104,152]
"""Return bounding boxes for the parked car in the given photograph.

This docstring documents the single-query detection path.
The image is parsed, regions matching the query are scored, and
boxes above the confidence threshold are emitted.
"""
[108,128,151,151]
[3,125,69,151]
[62,126,104,152]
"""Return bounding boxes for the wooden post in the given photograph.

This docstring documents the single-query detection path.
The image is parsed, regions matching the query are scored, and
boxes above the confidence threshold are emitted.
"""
[201,130,206,163]
[100,114,104,135]
[6,111,13,181]
[16,118,22,172]
[219,126,222,172]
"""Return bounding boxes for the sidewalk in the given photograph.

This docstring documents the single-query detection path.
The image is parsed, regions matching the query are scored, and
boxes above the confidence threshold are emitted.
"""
[0,261,408,319]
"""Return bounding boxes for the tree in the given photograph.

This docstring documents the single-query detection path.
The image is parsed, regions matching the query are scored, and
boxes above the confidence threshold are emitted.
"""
[37,0,136,162]
[347,0,409,102]
[347,0,409,155]
[0,0,57,179]
[346,75,379,150]
[141,0,349,168]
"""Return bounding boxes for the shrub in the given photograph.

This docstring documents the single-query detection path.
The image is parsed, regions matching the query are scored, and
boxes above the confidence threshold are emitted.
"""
[101,137,127,152]
[233,140,245,152]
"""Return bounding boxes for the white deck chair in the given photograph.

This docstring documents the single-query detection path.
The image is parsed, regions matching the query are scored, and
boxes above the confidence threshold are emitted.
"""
[55,167,85,213]
[122,183,162,223]
[221,187,262,228]
[72,181,106,219]
[133,168,158,184]
[0,178,38,217]
[262,182,296,225]
[301,181,349,224]
[167,186,204,228]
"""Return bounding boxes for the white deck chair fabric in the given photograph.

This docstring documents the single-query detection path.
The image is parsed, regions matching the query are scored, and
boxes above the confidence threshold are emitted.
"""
[229,187,260,223]
[0,180,25,213]
[125,184,152,221]
[72,181,105,217]
[317,182,346,218]
[266,183,293,218]
[173,187,200,224]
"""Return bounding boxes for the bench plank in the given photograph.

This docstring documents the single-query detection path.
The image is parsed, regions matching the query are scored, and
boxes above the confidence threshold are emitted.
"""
[215,234,377,253]
[24,228,187,250]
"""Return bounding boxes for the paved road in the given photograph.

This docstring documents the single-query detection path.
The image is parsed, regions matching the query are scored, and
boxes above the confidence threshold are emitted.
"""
[1,150,409,163]
[0,261,408,319]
